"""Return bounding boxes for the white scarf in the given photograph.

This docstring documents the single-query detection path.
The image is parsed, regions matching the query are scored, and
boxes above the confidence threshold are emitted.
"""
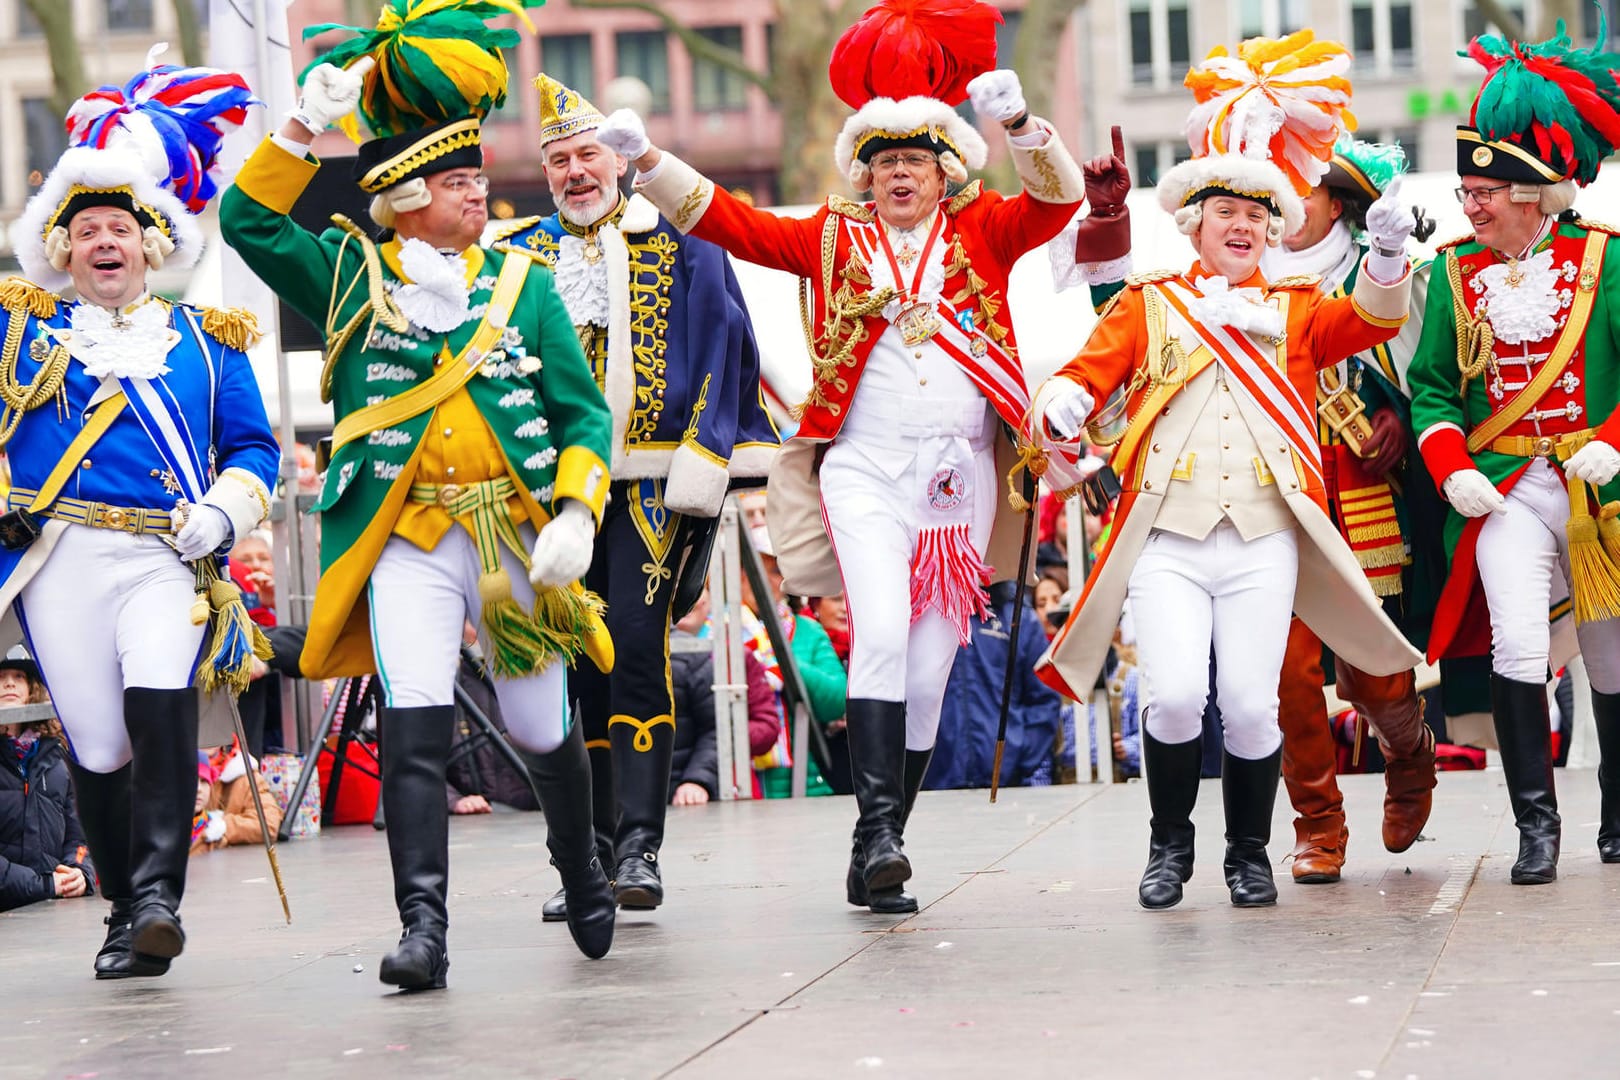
[63,295,178,380]
[391,237,473,333]
[1186,275,1285,339]
[1260,218,1359,292]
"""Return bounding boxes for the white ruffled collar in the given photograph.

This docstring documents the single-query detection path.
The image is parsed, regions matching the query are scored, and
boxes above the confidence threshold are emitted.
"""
[555,235,611,328]
[1186,274,1285,340]
[59,294,178,380]
[389,237,474,334]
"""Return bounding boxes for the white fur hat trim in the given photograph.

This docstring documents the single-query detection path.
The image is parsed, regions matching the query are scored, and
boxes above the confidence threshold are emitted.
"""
[834,95,989,178]
[1156,153,1306,238]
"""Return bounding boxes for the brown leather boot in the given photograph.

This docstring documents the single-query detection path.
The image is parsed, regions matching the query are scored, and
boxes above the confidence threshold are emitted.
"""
[1335,661,1436,853]
[1277,619,1347,883]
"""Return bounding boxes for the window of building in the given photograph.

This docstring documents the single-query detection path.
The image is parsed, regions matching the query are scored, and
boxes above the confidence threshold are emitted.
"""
[616,30,670,113]
[540,33,594,104]
[1350,0,1416,75]
[1461,0,1529,42]
[691,25,747,113]
[1238,0,1305,39]
[105,0,153,32]
[1131,139,1190,187]
[15,0,41,36]
[24,97,67,180]
[996,8,1023,65]
[1127,0,1192,89]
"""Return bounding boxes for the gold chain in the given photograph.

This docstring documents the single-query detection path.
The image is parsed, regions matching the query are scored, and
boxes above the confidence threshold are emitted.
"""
[0,311,70,446]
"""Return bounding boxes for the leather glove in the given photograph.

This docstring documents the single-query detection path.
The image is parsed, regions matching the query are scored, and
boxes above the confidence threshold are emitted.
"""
[1442,469,1506,518]
[595,109,652,161]
[966,70,1026,126]
[1564,439,1620,486]
[1041,378,1095,442]
[1074,125,1132,264]
[171,504,233,561]
[1356,407,1409,478]
[290,62,365,137]
[529,500,597,588]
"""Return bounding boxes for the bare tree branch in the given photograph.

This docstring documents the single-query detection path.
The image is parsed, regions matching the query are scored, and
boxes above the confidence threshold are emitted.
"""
[1471,0,1526,40]
[170,0,204,67]
[21,0,88,118]
[567,0,771,93]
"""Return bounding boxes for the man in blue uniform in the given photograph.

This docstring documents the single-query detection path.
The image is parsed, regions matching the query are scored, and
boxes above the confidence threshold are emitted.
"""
[0,60,277,978]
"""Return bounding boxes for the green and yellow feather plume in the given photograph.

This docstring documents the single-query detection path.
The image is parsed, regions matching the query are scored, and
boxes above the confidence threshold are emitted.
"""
[301,0,544,141]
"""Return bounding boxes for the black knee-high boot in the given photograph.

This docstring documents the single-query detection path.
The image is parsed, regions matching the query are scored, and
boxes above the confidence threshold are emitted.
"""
[523,723,615,959]
[845,699,910,893]
[68,761,169,978]
[1491,674,1560,884]
[1222,748,1281,907]
[377,705,454,991]
[1592,689,1620,863]
[1139,733,1203,910]
[610,716,675,909]
[847,747,933,913]
[124,688,198,961]
[542,718,616,922]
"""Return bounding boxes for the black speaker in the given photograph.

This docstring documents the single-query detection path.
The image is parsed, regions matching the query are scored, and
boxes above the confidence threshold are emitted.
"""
[275,156,376,351]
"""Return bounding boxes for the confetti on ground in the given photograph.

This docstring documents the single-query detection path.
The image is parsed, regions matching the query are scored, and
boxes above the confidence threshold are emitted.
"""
[353,964,364,973]
[935,942,953,949]
[1348,995,1370,1005]
[183,1047,232,1056]
[854,1057,883,1068]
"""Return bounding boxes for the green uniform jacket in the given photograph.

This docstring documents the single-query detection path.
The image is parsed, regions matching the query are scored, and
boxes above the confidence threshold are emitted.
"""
[221,137,612,678]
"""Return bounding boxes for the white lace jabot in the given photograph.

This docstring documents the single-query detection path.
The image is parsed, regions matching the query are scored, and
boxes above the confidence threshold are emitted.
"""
[63,295,178,380]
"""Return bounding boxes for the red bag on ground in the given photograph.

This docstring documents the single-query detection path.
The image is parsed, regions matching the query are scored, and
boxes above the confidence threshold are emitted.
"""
[314,738,381,825]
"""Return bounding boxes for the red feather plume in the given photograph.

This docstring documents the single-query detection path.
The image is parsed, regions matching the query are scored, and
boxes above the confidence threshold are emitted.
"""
[828,0,1003,110]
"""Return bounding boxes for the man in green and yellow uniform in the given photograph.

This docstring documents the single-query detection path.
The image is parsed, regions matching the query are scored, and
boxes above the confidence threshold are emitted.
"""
[221,0,617,989]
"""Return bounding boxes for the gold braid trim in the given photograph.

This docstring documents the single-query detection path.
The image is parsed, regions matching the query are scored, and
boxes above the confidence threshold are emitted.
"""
[0,278,59,319]
[1266,273,1322,290]
[827,194,874,222]
[946,181,982,214]
[199,306,263,351]
[0,301,70,446]
[320,215,409,401]
[1445,249,1495,394]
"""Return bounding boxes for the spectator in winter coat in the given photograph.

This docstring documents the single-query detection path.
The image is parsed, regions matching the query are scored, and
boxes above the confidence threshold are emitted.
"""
[0,649,95,910]
[190,741,283,855]
[928,582,1066,790]
[229,532,310,758]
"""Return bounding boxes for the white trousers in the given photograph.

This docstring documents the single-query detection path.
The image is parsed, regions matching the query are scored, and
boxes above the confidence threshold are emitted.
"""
[1127,522,1299,760]
[1475,459,1620,692]
[18,526,205,773]
[366,526,570,754]
[820,433,997,751]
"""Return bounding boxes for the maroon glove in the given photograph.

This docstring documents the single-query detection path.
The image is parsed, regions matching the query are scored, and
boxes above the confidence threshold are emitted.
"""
[1357,407,1409,478]
[1073,125,1132,264]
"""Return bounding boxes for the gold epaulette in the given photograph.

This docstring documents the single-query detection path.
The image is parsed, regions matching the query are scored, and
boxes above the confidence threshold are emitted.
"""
[488,215,542,243]
[946,180,983,215]
[0,278,59,320]
[1267,273,1322,290]
[1573,217,1620,237]
[495,242,557,268]
[1123,269,1180,288]
[1435,232,1475,252]
[827,194,874,223]
[197,306,263,351]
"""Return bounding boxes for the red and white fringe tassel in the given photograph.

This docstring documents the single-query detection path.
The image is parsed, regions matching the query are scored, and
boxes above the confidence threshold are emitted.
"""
[910,523,994,646]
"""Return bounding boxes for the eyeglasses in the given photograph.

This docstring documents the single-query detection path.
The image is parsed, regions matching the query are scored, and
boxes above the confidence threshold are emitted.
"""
[435,173,491,195]
[1454,182,1511,206]
[870,151,938,172]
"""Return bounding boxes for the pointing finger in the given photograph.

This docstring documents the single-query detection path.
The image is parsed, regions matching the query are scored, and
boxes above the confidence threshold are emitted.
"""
[1111,125,1125,162]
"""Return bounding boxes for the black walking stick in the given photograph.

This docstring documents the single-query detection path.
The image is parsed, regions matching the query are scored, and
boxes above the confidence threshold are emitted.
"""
[990,464,1040,804]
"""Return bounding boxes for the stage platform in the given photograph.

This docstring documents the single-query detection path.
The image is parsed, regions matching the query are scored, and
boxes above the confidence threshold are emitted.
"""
[5,769,1619,1079]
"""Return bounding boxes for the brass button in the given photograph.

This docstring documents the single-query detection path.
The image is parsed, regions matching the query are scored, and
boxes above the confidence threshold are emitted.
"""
[102,508,128,530]
[1222,413,1231,420]
[446,466,457,477]
[913,351,923,359]
[80,459,91,469]
[1222,501,1231,509]
[919,378,928,386]
[1221,472,1230,480]
[1222,443,1230,450]
[1151,443,1161,453]
[1144,480,1153,490]
[1289,482,1298,490]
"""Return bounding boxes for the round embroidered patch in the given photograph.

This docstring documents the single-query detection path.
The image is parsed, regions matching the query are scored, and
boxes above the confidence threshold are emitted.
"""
[928,467,966,510]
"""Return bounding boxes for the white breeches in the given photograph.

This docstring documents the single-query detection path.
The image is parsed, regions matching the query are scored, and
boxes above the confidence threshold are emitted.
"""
[1475,459,1620,692]
[18,526,204,773]
[820,427,997,752]
[366,526,570,754]
[1127,522,1299,760]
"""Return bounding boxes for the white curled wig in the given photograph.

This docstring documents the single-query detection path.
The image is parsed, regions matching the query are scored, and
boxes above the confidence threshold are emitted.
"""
[1510,179,1578,216]
[369,177,433,229]
[1158,153,1304,245]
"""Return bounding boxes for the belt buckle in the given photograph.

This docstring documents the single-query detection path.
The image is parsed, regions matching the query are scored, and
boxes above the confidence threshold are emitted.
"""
[101,507,130,531]
[436,484,463,510]
[1533,436,1556,458]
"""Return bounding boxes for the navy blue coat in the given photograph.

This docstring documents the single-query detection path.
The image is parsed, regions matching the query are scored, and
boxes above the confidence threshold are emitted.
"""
[0,735,94,911]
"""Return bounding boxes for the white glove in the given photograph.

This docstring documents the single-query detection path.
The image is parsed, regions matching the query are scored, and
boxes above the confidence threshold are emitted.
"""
[1566,439,1620,486]
[1041,378,1095,442]
[595,109,651,161]
[291,63,365,136]
[171,503,233,561]
[203,810,226,844]
[1365,175,1416,257]
[1442,469,1506,518]
[529,500,597,588]
[966,70,1027,125]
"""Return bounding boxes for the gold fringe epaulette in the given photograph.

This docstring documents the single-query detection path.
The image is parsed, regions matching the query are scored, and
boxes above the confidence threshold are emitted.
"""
[0,278,59,320]
[1435,232,1475,252]
[1267,273,1322,290]
[489,215,542,243]
[1574,217,1620,237]
[199,306,263,351]
[946,180,982,215]
[827,194,874,222]
[1124,269,1180,288]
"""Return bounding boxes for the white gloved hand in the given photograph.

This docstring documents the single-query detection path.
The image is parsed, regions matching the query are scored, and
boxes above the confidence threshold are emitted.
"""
[291,62,365,136]
[595,109,651,161]
[1442,469,1506,518]
[966,70,1027,125]
[1041,378,1095,442]
[171,503,233,561]
[1564,439,1620,486]
[529,500,597,588]
[1365,174,1416,256]
[203,810,226,844]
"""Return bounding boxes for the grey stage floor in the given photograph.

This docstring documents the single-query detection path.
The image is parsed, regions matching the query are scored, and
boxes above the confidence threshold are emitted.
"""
[4,769,1620,1080]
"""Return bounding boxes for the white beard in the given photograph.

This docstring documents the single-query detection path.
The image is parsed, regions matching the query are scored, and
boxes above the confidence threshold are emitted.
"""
[558,186,618,228]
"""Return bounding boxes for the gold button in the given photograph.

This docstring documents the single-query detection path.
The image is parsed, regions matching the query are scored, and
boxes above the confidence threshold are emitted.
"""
[102,508,128,530]
[919,378,928,386]
[1289,483,1298,490]
[1222,443,1231,450]
[1221,472,1230,480]
[443,428,453,438]
[1144,480,1153,490]
[1151,443,1161,452]
[1222,413,1231,420]
[80,459,91,469]
[1222,501,1231,509]
[446,466,456,477]
[913,351,923,359]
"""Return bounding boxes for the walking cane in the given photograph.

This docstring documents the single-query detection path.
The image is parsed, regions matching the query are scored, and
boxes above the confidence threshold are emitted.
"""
[990,466,1039,804]
[225,690,293,924]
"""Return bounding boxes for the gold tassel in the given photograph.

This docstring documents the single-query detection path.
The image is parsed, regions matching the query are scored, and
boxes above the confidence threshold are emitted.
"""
[1599,501,1620,564]
[200,306,264,351]
[1004,442,1049,512]
[194,571,275,695]
[1565,478,1620,624]
[0,277,59,319]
